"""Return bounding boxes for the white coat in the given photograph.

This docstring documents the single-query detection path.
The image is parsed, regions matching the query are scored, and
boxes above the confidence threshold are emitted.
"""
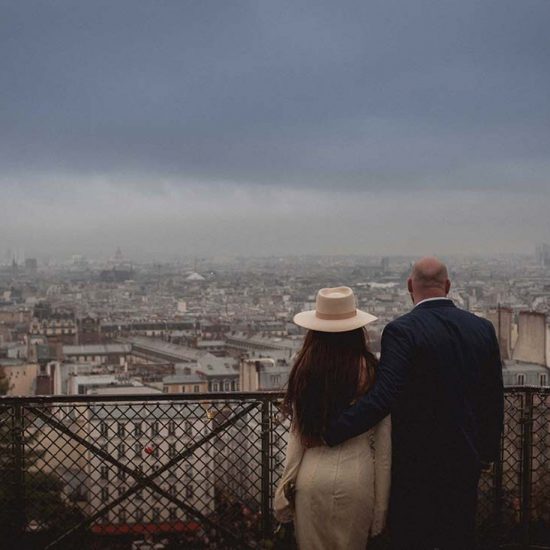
[274,415,391,550]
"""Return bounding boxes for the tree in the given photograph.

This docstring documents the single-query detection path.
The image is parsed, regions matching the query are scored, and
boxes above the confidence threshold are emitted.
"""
[0,400,85,548]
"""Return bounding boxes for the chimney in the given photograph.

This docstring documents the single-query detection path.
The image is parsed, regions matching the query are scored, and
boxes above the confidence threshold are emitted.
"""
[487,307,513,360]
[512,311,547,366]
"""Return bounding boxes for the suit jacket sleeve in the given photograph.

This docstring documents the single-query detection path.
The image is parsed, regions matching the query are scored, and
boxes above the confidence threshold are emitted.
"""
[324,321,413,447]
[477,323,504,462]
[371,414,392,536]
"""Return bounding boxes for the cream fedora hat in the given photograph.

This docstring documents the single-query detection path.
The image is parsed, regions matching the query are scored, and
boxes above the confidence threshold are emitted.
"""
[293,286,377,333]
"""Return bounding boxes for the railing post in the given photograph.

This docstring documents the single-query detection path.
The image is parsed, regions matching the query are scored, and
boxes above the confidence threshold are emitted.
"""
[260,397,272,543]
[493,427,503,533]
[520,389,534,548]
[11,403,26,545]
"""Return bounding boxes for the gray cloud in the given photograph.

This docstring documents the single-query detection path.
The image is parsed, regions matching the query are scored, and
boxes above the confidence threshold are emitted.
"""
[2,179,549,259]
[1,0,549,257]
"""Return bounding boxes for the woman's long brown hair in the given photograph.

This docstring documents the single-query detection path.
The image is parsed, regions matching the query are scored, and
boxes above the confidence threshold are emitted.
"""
[282,327,377,443]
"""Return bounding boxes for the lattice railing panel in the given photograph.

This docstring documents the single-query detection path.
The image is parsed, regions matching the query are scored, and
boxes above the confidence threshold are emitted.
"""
[0,389,549,549]
[531,392,550,546]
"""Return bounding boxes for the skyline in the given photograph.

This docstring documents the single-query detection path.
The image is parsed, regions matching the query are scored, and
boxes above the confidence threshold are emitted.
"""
[2,0,549,258]
[0,241,542,265]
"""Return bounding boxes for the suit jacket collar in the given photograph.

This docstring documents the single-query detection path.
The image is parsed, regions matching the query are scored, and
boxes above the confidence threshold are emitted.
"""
[414,298,456,310]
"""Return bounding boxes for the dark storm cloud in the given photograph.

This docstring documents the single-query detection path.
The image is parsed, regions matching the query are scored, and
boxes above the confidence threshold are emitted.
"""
[1,0,549,260]
[2,0,549,190]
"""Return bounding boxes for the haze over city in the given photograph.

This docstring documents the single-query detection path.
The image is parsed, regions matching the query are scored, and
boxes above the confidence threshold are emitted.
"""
[2,0,549,259]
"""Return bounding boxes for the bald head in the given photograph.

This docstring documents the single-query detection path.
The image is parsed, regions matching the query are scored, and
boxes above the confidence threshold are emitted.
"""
[407,257,451,304]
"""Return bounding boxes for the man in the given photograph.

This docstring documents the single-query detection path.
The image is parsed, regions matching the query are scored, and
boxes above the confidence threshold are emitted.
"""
[324,257,504,550]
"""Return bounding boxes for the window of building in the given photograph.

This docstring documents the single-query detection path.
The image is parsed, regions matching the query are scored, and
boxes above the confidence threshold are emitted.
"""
[541,374,548,387]
[133,422,142,437]
[118,485,126,497]
[151,421,159,437]
[168,420,176,436]
[134,442,141,455]
[117,422,125,437]
[135,509,144,522]
[101,487,109,502]
[100,466,109,480]
[100,422,108,437]
[224,381,231,391]
[168,443,176,459]
[99,514,109,525]
[517,373,526,386]
[185,486,193,499]
[117,468,126,481]
[168,507,177,521]
[193,385,200,393]
[119,510,127,524]
[117,443,125,460]
[212,382,219,392]
[152,508,161,523]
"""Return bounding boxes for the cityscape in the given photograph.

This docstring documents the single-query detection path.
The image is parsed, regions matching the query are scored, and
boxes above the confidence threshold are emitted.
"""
[1,248,550,548]
[2,247,550,397]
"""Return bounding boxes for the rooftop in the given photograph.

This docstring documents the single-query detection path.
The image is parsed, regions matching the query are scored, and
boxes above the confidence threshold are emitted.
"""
[63,344,132,355]
[162,373,204,385]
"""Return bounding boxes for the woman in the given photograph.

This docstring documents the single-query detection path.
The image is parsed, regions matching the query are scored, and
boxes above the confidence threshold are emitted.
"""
[274,286,391,550]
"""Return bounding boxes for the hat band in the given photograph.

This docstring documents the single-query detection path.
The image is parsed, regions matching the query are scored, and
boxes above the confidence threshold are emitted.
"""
[315,309,357,320]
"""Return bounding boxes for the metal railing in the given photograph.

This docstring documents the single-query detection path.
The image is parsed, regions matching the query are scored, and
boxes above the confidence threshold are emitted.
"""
[0,388,549,549]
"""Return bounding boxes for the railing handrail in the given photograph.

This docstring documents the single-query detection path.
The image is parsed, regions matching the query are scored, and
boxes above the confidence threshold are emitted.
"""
[0,390,285,404]
[0,385,548,405]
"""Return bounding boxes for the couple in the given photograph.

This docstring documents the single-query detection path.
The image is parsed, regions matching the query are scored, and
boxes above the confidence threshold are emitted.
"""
[274,257,504,550]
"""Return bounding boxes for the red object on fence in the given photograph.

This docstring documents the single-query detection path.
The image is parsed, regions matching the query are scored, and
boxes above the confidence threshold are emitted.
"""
[92,520,201,535]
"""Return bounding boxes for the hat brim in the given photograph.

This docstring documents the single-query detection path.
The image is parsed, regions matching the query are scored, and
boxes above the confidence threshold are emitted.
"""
[293,309,378,333]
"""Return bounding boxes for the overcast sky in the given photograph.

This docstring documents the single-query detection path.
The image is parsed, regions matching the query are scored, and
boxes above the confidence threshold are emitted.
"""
[1,0,549,260]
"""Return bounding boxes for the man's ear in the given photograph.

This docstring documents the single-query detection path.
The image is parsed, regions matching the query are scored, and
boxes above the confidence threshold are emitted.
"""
[407,278,413,294]
[445,279,451,295]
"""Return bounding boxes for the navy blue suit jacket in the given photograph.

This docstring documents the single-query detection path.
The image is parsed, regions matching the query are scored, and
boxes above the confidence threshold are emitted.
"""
[325,299,504,494]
